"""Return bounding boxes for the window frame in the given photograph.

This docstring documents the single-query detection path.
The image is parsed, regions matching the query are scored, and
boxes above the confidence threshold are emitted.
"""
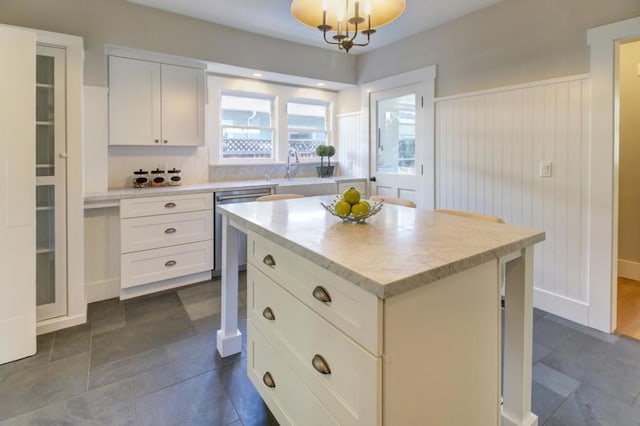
[286,98,331,160]
[219,90,276,161]
[207,74,337,165]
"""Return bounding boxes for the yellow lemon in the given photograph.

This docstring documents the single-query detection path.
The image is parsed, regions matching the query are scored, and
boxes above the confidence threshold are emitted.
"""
[334,200,351,217]
[351,201,370,219]
[343,187,361,205]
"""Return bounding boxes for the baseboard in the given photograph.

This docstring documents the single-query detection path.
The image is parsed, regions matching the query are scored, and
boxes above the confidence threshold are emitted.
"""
[86,278,120,303]
[618,259,640,282]
[37,313,86,335]
[119,271,212,300]
[533,287,589,326]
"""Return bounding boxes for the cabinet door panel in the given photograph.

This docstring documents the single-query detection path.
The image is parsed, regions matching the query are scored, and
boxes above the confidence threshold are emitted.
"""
[0,25,36,364]
[109,57,161,145]
[161,64,204,146]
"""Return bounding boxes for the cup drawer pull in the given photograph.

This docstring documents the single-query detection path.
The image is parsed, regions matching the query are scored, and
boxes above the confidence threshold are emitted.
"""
[164,202,176,208]
[164,227,177,234]
[165,260,177,267]
[263,371,276,388]
[312,286,332,303]
[312,354,331,375]
[262,307,275,321]
[263,254,276,267]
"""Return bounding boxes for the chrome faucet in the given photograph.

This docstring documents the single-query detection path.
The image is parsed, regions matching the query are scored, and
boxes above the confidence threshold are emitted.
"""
[285,148,299,180]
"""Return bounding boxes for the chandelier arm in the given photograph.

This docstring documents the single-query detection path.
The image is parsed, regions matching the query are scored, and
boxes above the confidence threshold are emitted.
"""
[322,29,342,46]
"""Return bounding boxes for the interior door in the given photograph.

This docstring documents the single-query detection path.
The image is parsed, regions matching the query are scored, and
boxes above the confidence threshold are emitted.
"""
[0,25,37,364]
[370,84,423,206]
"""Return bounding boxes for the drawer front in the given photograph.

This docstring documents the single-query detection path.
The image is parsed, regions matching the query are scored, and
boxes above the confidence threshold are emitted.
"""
[121,240,213,288]
[248,231,381,355]
[249,265,380,426]
[248,321,339,426]
[120,210,213,253]
[120,192,213,218]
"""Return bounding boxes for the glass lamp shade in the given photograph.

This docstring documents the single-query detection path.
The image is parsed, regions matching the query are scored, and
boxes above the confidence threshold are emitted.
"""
[290,0,406,31]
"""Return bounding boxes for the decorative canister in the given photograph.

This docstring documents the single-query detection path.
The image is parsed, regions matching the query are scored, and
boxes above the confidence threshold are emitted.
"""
[167,168,182,186]
[132,169,149,188]
[150,168,166,187]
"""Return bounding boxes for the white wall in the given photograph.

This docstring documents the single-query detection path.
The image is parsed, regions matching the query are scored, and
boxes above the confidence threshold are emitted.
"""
[435,75,591,324]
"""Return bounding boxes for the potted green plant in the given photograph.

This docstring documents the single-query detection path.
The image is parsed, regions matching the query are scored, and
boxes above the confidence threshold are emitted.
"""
[316,144,335,177]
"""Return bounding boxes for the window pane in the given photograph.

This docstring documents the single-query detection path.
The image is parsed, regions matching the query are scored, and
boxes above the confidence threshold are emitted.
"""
[221,94,272,127]
[376,94,416,175]
[287,102,326,130]
[289,131,327,158]
[222,127,273,159]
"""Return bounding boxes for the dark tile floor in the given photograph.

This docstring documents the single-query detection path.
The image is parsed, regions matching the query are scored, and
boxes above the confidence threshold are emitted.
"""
[1,273,640,425]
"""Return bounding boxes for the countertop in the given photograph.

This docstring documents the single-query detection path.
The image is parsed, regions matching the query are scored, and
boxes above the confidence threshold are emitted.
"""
[83,177,366,208]
[217,196,545,299]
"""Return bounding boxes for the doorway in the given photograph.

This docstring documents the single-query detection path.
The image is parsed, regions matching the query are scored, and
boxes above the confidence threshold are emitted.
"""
[616,39,640,339]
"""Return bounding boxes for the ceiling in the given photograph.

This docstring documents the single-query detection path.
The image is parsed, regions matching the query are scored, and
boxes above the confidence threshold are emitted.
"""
[127,0,504,53]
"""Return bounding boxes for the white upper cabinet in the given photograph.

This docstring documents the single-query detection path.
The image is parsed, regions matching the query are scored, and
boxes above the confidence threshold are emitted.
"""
[108,56,204,146]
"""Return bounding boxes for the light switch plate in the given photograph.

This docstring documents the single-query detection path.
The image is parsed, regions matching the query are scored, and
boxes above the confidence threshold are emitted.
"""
[539,161,552,177]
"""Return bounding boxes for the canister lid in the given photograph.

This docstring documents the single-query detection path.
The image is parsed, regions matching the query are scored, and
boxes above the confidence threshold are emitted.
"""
[133,169,149,174]
[168,168,181,173]
[151,168,165,174]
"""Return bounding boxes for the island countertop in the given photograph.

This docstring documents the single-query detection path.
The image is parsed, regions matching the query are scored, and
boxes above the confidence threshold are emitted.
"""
[217,196,545,298]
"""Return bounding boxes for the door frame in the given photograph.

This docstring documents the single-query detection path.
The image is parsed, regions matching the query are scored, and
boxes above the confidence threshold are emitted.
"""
[360,66,436,209]
[587,16,640,333]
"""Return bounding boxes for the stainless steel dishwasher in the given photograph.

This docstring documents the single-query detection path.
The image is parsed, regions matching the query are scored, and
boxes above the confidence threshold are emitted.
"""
[213,187,274,276]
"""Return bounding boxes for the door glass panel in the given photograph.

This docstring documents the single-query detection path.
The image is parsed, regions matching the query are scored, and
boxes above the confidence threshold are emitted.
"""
[376,94,416,175]
[36,86,54,122]
[36,55,54,85]
[36,124,55,176]
[36,185,56,306]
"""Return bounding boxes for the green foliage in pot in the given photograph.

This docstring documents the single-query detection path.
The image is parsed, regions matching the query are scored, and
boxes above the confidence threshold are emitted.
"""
[326,145,336,167]
[316,144,329,167]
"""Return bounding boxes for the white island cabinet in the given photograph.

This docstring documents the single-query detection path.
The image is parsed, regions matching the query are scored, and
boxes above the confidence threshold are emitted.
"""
[218,196,544,426]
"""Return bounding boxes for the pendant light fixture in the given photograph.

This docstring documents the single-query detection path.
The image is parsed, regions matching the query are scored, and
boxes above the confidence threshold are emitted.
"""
[290,0,406,53]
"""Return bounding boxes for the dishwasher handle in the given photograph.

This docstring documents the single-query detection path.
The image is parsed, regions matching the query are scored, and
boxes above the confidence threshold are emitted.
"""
[216,192,271,202]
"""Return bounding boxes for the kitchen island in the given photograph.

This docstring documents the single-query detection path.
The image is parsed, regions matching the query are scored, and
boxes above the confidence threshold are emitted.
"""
[216,196,544,426]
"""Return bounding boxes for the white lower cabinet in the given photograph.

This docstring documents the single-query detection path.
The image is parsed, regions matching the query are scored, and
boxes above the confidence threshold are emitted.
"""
[247,231,381,425]
[119,192,213,298]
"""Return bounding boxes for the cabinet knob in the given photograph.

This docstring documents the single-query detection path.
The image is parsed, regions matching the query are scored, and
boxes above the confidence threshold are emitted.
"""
[164,202,176,208]
[163,140,168,144]
[262,307,275,321]
[312,286,332,303]
[165,260,177,267]
[155,139,159,144]
[312,354,331,375]
[263,254,276,267]
[164,227,176,234]
[262,371,276,388]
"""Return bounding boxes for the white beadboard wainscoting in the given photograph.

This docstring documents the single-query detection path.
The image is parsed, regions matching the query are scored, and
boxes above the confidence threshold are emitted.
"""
[435,75,591,325]
[337,112,367,189]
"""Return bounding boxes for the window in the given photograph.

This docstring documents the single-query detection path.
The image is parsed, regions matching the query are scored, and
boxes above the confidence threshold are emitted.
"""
[287,101,329,158]
[220,92,274,159]
[208,75,337,165]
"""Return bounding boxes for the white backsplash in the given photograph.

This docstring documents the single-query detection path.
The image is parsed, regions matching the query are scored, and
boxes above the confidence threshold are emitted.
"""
[108,145,210,189]
[209,163,328,182]
[108,145,337,189]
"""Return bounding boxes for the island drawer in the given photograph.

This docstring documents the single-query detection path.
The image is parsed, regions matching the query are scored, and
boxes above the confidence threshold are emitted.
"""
[248,231,382,355]
[120,210,213,253]
[248,265,380,426]
[120,192,213,218]
[248,320,339,426]
[121,240,213,288]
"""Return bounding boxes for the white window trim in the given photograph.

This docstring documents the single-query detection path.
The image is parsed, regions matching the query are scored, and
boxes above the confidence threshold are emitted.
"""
[287,98,332,159]
[207,74,337,165]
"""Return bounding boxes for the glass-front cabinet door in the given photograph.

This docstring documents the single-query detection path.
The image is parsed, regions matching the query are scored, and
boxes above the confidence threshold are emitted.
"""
[35,45,67,321]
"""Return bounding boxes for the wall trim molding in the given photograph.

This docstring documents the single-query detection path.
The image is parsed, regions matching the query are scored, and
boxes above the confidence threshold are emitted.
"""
[434,73,590,103]
[618,259,640,282]
[534,288,589,326]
